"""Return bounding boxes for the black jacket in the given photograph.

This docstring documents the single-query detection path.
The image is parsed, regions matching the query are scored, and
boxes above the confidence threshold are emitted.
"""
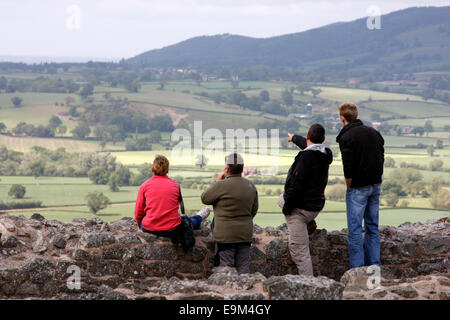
[283,135,333,215]
[336,119,385,188]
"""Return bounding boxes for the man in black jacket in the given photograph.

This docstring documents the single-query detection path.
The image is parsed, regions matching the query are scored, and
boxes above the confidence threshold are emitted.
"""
[281,124,333,276]
[336,103,384,269]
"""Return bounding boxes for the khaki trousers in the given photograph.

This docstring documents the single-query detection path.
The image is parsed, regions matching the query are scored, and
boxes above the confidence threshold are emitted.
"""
[285,208,319,276]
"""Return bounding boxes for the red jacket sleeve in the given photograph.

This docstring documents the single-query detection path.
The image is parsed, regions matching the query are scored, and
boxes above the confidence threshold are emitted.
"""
[134,185,146,228]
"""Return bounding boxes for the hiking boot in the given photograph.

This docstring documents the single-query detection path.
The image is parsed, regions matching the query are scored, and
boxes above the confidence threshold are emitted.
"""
[198,207,211,220]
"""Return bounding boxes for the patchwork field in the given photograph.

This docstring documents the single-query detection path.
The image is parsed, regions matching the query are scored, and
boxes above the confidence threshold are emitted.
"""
[314,86,441,103]
[0,80,448,228]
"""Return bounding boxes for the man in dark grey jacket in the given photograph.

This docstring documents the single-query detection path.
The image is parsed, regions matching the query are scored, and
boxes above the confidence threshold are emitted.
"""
[201,153,258,274]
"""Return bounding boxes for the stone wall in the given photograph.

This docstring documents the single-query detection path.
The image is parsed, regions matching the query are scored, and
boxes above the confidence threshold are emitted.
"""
[0,212,448,300]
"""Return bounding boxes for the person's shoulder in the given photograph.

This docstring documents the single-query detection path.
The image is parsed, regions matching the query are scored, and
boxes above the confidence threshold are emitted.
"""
[241,176,258,193]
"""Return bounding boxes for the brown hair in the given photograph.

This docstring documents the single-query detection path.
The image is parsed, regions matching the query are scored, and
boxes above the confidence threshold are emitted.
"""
[152,155,169,176]
[338,103,358,122]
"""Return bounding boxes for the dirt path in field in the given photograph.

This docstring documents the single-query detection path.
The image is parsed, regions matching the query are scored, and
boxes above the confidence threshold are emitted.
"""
[129,103,187,125]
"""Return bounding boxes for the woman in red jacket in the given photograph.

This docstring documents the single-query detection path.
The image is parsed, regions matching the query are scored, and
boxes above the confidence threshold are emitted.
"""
[134,155,210,237]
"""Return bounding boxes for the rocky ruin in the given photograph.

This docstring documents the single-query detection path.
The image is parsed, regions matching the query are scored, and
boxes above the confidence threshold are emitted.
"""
[0,212,448,300]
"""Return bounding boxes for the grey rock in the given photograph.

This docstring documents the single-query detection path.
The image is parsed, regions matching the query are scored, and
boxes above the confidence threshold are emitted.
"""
[439,291,450,300]
[16,281,40,296]
[419,237,450,256]
[328,231,347,245]
[52,234,67,249]
[372,289,388,299]
[24,258,55,284]
[72,249,91,261]
[208,267,266,290]
[437,277,450,287]
[1,234,18,248]
[253,224,264,234]
[178,293,224,300]
[134,243,177,260]
[264,238,287,260]
[118,234,142,244]
[30,213,46,221]
[158,277,211,295]
[264,275,344,300]
[80,232,116,248]
[138,232,158,243]
[250,245,265,261]
[182,245,207,262]
[103,246,134,261]
[224,292,267,300]
[264,226,281,237]
[390,285,419,299]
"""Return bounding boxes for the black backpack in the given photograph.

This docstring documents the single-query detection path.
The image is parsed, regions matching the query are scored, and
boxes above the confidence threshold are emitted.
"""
[172,185,195,252]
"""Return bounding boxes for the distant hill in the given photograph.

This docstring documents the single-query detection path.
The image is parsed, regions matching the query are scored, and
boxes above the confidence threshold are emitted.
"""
[128,6,450,75]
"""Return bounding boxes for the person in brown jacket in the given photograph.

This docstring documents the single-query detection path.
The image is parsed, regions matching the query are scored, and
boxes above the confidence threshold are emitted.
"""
[201,153,259,274]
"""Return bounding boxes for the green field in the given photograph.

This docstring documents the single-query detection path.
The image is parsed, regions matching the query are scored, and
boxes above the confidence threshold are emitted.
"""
[8,205,449,231]
[361,100,450,118]
[0,80,449,227]
[314,86,441,103]
[0,92,80,109]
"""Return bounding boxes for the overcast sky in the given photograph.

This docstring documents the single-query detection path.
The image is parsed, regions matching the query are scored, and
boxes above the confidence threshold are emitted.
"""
[0,0,449,61]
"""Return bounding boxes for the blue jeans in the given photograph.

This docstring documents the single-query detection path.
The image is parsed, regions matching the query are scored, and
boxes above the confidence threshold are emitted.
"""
[346,184,381,268]
[141,215,203,237]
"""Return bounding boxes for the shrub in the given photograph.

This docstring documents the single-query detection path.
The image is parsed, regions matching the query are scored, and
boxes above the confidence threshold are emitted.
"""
[88,167,110,185]
[429,159,444,171]
[382,180,406,196]
[384,157,396,168]
[428,176,444,194]
[8,184,26,199]
[86,191,111,215]
[0,200,42,210]
[108,173,120,192]
[384,194,399,207]
[399,200,409,208]
[430,189,450,210]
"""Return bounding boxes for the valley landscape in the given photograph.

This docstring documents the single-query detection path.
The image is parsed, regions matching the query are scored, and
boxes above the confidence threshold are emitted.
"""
[0,6,449,231]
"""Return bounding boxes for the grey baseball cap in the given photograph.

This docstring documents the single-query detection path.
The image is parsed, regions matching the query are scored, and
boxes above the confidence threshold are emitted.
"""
[225,153,244,165]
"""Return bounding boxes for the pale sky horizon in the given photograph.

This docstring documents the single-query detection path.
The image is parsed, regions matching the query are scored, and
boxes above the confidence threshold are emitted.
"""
[1,0,449,62]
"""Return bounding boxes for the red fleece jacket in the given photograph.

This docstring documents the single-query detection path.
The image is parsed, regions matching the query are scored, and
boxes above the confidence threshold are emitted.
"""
[134,175,182,231]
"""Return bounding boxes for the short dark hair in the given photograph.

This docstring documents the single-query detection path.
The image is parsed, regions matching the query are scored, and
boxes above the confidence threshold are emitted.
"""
[307,123,325,143]
[225,153,244,175]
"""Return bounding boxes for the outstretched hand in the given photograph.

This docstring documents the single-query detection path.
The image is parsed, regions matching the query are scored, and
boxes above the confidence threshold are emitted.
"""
[288,133,294,143]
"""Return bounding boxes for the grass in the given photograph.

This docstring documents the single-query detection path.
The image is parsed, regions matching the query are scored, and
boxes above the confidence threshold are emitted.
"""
[386,117,450,128]
[314,86,441,103]
[8,205,448,231]
[0,135,109,153]
[0,176,203,207]
[361,101,450,118]
[0,104,70,128]
[0,92,80,109]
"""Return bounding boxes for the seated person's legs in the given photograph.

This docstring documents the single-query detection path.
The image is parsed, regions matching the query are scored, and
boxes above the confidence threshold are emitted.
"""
[187,207,210,230]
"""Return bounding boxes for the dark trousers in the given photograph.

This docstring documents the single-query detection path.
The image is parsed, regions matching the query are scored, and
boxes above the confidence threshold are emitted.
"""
[215,242,251,274]
[141,215,202,237]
